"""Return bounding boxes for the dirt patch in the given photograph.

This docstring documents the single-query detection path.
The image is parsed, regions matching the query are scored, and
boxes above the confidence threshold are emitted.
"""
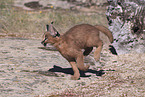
[24,1,43,9]
[0,38,144,96]
[14,0,107,12]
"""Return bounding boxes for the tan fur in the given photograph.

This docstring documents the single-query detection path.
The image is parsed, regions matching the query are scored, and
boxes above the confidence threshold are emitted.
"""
[41,24,113,80]
[94,25,113,43]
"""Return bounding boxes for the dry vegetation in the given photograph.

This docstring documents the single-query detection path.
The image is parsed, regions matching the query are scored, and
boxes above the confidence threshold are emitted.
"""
[0,0,107,39]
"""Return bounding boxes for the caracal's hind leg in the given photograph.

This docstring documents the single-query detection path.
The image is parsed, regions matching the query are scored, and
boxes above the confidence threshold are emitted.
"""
[83,47,93,56]
[94,40,103,61]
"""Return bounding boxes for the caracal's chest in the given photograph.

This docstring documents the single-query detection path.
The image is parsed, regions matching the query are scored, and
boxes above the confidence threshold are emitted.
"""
[55,41,79,61]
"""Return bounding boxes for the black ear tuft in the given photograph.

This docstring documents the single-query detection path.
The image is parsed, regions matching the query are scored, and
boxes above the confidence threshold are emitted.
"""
[46,25,49,31]
[51,21,54,24]
[56,32,60,37]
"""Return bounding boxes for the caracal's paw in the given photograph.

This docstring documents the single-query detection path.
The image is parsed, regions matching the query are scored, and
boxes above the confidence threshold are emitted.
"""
[71,75,80,80]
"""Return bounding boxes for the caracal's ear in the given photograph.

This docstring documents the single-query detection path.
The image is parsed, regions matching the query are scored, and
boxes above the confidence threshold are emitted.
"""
[49,21,60,37]
[46,24,49,31]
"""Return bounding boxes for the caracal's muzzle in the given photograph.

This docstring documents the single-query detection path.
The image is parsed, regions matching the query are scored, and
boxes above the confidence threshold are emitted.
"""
[41,39,47,46]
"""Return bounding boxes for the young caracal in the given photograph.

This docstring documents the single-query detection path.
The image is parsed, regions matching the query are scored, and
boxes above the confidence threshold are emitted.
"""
[41,22,114,80]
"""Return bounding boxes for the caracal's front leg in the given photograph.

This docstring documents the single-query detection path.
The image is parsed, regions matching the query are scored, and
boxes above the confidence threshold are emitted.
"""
[69,62,80,80]
[76,53,90,71]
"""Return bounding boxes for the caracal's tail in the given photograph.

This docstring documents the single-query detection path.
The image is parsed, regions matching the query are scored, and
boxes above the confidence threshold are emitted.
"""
[94,25,118,55]
[94,25,113,43]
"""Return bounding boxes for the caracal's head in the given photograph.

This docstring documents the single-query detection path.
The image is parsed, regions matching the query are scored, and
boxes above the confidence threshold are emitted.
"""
[41,22,60,46]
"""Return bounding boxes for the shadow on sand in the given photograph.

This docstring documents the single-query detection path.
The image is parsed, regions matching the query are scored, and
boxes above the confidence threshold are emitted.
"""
[49,65,115,77]
[38,47,115,78]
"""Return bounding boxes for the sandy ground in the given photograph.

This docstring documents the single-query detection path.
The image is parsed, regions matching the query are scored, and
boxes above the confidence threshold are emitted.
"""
[0,38,144,97]
[1,0,145,96]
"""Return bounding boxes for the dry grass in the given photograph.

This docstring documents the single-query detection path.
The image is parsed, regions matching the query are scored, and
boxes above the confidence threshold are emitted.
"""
[0,0,108,39]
